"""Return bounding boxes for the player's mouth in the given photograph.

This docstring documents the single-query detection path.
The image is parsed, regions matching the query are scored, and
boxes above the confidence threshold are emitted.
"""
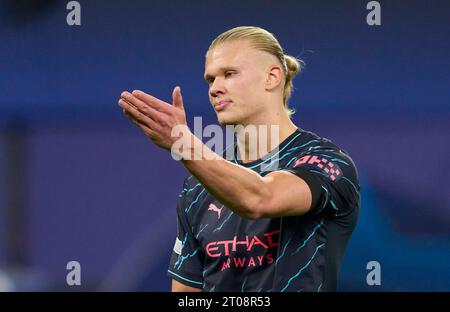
[214,100,232,112]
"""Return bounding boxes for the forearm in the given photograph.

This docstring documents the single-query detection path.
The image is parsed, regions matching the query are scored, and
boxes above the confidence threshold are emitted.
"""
[180,133,269,219]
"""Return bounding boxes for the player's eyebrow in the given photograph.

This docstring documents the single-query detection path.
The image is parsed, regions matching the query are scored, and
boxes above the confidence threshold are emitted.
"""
[204,66,239,82]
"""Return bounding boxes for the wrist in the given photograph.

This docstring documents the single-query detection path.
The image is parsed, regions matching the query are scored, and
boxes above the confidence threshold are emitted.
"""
[170,126,195,161]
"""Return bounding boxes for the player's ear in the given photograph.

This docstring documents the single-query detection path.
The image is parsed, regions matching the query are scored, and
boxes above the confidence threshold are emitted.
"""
[265,65,283,91]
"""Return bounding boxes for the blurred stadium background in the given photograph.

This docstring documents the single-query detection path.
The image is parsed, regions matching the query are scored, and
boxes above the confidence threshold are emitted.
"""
[0,0,449,291]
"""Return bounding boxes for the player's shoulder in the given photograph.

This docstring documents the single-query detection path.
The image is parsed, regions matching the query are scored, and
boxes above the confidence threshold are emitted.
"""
[286,128,359,182]
[294,128,354,161]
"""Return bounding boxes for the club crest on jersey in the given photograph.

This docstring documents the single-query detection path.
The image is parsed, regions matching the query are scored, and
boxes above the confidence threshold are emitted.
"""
[294,155,342,181]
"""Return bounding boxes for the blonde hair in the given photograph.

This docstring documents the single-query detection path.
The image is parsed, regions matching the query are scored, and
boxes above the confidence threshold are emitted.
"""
[207,26,303,118]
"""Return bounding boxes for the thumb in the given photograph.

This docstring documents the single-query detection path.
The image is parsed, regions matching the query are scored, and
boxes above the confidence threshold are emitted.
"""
[172,86,184,110]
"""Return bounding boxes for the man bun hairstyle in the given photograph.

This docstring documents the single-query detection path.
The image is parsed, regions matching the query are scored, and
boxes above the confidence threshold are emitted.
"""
[207,26,303,118]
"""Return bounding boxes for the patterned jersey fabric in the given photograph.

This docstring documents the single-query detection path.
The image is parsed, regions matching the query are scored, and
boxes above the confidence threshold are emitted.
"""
[168,128,360,292]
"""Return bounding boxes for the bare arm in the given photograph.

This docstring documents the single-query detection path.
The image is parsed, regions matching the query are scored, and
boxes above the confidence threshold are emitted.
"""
[118,89,313,219]
[180,133,313,219]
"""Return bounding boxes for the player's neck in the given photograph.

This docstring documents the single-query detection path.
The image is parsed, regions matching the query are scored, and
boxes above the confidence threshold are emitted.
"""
[235,112,298,164]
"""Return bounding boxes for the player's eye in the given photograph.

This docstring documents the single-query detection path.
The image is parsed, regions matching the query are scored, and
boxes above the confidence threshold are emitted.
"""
[225,71,235,78]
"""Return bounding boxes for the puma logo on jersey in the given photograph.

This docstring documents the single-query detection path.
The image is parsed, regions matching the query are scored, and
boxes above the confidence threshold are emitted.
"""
[208,203,224,219]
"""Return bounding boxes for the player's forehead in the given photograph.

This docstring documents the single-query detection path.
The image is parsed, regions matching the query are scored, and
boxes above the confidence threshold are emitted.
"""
[204,40,261,76]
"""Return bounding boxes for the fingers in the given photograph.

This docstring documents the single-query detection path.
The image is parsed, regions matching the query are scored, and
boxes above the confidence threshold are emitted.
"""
[172,86,184,109]
[125,110,158,138]
[130,90,172,114]
[118,98,160,132]
[118,87,185,143]
[121,91,163,121]
[123,109,141,126]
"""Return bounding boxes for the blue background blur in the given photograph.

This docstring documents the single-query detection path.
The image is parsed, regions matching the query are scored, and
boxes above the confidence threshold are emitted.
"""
[0,0,449,291]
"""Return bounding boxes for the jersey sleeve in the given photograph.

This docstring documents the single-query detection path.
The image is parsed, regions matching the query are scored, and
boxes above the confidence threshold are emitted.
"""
[283,147,360,217]
[167,177,204,289]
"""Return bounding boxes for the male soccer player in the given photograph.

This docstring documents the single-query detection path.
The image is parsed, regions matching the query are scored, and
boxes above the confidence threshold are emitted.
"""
[118,26,360,292]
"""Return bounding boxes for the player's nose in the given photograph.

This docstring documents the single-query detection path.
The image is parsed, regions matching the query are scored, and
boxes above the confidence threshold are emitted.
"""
[209,78,225,98]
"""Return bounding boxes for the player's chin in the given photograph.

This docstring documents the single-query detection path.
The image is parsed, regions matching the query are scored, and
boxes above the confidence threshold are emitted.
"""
[216,113,237,126]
